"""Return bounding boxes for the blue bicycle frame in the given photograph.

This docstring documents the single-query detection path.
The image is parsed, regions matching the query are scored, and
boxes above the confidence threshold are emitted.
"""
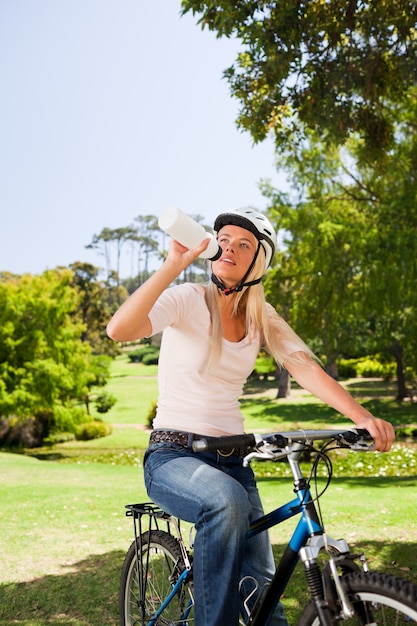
[247,478,323,625]
[145,480,321,626]
[148,567,193,626]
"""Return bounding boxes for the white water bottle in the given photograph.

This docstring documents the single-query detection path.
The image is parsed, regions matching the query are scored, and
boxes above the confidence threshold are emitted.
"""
[158,206,222,260]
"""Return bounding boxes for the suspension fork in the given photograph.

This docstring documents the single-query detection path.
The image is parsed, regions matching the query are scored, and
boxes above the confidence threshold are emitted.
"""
[300,536,359,624]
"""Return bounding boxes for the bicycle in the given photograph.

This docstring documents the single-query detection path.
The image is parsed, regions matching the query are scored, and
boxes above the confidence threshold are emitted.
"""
[119,427,417,625]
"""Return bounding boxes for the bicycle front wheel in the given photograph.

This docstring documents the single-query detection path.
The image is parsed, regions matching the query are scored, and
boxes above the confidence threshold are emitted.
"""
[119,529,194,626]
[297,570,417,625]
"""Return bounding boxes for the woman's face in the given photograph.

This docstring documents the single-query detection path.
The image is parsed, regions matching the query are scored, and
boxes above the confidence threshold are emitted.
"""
[212,224,258,287]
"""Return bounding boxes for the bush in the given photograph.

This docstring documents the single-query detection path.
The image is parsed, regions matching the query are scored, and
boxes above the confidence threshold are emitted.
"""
[128,346,160,363]
[337,359,358,379]
[337,357,395,380]
[75,420,112,441]
[146,400,158,429]
[254,353,275,379]
[405,366,417,385]
[395,425,417,440]
[0,407,90,448]
[356,358,395,380]
[54,405,89,432]
[94,392,117,414]
[43,431,76,445]
[142,352,159,365]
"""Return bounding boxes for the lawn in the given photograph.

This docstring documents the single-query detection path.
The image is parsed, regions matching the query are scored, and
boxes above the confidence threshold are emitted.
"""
[1,355,417,625]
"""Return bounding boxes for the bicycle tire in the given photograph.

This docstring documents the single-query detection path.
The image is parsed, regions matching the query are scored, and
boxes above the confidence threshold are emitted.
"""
[119,529,194,626]
[297,570,417,625]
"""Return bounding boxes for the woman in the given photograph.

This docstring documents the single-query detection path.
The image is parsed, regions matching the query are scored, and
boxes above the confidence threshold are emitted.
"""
[107,208,395,626]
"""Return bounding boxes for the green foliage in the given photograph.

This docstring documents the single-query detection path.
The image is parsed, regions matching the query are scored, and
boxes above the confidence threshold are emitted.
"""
[180,3,417,399]
[69,262,121,357]
[356,358,395,380]
[94,391,117,414]
[0,270,118,444]
[142,352,159,366]
[252,443,417,480]
[146,400,158,429]
[53,405,89,433]
[128,345,160,363]
[86,354,113,391]
[182,1,417,156]
[43,431,76,445]
[0,270,92,419]
[405,367,417,386]
[336,359,359,379]
[75,420,112,441]
[0,405,92,448]
[337,357,396,380]
[262,88,417,398]
[254,352,276,376]
[395,425,417,440]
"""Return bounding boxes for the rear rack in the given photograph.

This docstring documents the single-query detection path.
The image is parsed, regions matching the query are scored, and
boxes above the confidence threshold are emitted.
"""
[125,502,171,521]
[125,502,186,547]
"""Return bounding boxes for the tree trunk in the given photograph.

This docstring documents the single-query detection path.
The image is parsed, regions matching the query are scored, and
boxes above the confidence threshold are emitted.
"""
[325,355,339,380]
[276,368,291,398]
[392,339,408,400]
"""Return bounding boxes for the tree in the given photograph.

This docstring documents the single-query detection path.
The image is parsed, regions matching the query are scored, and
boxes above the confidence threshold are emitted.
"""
[69,261,120,357]
[263,90,417,398]
[133,214,161,284]
[86,225,137,284]
[0,270,99,443]
[181,1,417,156]
[263,145,372,379]
[347,90,417,397]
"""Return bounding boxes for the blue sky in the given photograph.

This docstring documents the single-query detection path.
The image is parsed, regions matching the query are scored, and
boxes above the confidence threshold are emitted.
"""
[0,1,285,277]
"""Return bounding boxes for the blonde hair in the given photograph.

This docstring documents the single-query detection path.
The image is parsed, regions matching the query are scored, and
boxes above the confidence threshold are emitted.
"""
[204,248,315,371]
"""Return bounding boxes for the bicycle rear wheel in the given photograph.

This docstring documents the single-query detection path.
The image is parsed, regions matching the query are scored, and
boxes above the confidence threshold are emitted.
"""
[297,570,417,625]
[119,529,194,626]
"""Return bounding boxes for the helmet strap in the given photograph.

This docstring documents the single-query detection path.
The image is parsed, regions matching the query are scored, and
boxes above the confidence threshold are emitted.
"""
[211,242,262,296]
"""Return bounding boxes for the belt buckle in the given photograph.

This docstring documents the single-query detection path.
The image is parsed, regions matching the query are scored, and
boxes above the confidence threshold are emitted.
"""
[217,448,235,457]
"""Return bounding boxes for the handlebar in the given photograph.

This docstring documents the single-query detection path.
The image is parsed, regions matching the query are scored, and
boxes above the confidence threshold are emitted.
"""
[192,428,374,454]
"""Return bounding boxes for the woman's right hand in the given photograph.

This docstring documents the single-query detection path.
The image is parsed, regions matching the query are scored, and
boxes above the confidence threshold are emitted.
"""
[165,237,211,271]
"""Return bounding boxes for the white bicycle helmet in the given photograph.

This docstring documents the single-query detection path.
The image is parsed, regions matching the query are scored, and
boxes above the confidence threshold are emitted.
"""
[213,208,277,272]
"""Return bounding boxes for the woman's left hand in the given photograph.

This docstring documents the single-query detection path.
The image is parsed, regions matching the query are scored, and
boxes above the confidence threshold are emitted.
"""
[355,416,395,452]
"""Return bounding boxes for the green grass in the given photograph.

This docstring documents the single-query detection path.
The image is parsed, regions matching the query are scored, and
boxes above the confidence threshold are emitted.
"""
[2,357,417,625]
[2,451,417,625]
[92,355,158,424]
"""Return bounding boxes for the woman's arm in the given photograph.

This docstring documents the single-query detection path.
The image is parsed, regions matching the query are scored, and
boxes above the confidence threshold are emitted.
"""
[106,237,210,342]
[285,353,395,452]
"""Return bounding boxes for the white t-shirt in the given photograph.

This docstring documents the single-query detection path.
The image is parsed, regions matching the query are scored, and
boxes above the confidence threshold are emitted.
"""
[148,283,299,437]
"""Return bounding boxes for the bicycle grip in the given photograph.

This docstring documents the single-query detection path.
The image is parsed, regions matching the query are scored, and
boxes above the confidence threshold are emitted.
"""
[192,433,257,453]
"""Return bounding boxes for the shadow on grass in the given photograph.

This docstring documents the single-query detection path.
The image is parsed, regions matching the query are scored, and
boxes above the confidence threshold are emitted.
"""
[343,379,397,398]
[1,541,416,626]
[241,399,349,423]
[241,396,417,428]
[0,550,124,626]
[243,377,399,399]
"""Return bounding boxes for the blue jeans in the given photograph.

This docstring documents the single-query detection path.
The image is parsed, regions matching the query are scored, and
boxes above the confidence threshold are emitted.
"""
[144,442,288,626]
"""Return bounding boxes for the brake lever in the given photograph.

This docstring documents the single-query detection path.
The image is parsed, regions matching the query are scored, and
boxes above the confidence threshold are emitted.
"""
[242,445,287,467]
